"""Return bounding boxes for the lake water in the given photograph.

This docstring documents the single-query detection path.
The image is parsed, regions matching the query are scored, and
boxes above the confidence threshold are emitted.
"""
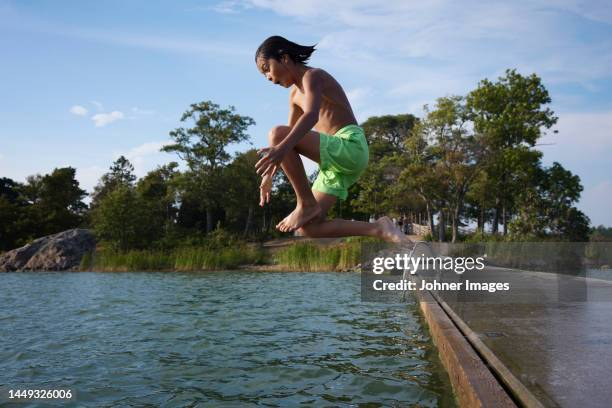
[1,271,456,407]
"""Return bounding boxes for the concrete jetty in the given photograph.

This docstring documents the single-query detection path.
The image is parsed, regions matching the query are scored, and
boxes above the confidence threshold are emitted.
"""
[412,260,612,408]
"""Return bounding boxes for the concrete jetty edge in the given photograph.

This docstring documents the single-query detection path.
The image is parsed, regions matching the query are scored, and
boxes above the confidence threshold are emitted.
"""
[428,288,555,408]
[411,275,519,408]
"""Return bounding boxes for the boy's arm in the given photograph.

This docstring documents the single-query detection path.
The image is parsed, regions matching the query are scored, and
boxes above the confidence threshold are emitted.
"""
[263,90,302,179]
[279,69,322,152]
[255,70,322,177]
[288,89,304,127]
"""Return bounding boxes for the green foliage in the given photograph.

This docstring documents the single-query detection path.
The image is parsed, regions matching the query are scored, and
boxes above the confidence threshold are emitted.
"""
[135,162,180,245]
[591,225,612,242]
[465,68,558,235]
[223,149,261,235]
[2,82,596,251]
[79,250,94,271]
[508,161,589,241]
[0,169,87,250]
[274,241,361,271]
[0,196,24,250]
[86,244,266,271]
[91,186,150,251]
[36,167,88,231]
[162,101,255,233]
[91,156,137,208]
[362,114,418,159]
[354,114,420,218]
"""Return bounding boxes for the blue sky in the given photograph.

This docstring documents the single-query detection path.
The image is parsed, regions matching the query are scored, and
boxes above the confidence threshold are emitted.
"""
[1,0,612,225]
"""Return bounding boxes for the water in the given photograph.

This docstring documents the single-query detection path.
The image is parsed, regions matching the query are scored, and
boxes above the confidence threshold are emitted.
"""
[1,271,456,407]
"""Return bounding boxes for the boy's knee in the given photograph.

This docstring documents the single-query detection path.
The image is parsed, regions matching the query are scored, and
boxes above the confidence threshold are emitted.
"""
[268,125,290,145]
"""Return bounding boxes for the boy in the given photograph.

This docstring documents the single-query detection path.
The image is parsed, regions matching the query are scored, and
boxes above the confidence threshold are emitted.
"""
[254,36,407,244]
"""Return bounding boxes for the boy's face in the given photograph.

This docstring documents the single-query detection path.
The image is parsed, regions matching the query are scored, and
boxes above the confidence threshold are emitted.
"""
[256,55,291,88]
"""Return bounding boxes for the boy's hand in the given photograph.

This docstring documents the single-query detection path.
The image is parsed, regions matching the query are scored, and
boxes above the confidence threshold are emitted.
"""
[259,164,277,207]
[259,174,272,207]
[256,145,287,177]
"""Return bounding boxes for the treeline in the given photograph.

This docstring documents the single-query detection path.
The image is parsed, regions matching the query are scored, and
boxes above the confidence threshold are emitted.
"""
[0,69,600,252]
[0,169,87,250]
[591,226,612,242]
[356,69,590,242]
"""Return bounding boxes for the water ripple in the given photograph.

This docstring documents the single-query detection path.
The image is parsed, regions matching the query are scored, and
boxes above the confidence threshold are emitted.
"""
[0,271,456,407]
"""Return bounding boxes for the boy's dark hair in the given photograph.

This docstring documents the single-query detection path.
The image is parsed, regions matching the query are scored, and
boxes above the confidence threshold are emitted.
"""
[255,36,316,64]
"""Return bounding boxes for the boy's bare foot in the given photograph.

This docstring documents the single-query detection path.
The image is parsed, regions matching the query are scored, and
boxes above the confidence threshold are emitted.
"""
[377,216,409,244]
[277,203,321,232]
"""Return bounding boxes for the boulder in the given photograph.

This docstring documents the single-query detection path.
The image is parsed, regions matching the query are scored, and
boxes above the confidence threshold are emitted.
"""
[0,229,95,272]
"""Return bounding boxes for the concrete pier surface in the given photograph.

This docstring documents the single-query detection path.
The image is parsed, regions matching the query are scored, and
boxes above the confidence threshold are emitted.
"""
[416,265,612,408]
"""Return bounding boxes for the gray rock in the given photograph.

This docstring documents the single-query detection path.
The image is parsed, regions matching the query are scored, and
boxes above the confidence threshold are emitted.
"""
[0,229,95,272]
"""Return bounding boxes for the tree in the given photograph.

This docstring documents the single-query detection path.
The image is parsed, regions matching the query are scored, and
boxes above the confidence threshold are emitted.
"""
[91,156,137,208]
[0,178,27,250]
[0,177,21,203]
[0,170,86,249]
[540,162,588,240]
[26,167,87,236]
[162,101,255,233]
[467,69,558,235]
[362,114,418,160]
[509,161,589,241]
[354,114,421,220]
[398,121,446,237]
[223,149,261,236]
[353,156,395,217]
[136,162,180,245]
[590,226,612,242]
[91,186,147,251]
[420,96,483,242]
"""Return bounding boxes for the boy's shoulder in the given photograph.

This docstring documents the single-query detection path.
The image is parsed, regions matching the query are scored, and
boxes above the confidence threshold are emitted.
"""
[303,68,333,92]
[290,68,326,94]
[304,67,327,81]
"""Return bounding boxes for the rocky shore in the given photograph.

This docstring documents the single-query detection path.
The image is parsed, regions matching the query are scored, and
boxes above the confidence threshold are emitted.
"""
[0,229,95,272]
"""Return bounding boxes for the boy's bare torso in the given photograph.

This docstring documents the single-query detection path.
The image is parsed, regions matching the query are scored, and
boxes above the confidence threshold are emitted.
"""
[289,68,358,135]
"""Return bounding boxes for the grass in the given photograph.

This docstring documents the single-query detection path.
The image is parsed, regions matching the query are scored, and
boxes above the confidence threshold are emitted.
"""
[81,244,267,272]
[80,236,378,272]
[273,240,364,271]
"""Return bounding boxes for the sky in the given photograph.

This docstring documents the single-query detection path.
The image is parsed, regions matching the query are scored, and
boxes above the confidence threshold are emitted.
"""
[1,0,612,225]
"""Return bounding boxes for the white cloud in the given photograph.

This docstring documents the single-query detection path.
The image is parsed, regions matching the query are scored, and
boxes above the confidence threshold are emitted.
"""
[241,0,612,91]
[69,105,88,116]
[124,141,168,160]
[92,111,124,127]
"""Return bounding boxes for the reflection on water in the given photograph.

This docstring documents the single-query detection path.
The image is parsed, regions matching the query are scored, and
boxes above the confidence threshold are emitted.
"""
[0,271,456,407]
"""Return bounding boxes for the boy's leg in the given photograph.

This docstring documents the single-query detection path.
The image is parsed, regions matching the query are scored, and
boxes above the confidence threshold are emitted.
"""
[267,125,322,231]
[298,190,409,243]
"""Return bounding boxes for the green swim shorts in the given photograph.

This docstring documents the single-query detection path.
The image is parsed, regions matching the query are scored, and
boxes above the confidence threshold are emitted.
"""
[312,124,369,200]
